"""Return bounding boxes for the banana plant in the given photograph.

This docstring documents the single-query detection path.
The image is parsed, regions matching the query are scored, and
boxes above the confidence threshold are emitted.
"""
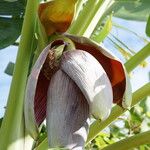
[0,0,150,150]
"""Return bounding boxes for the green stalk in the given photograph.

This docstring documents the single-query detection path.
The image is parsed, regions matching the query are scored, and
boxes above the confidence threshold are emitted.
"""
[91,15,112,43]
[69,0,114,38]
[68,0,103,35]
[32,18,48,65]
[86,82,150,143]
[74,0,84,20]
[102,130,150,150]
[0,0,38,149]
[125,43,150,73]
[83,0,113,38]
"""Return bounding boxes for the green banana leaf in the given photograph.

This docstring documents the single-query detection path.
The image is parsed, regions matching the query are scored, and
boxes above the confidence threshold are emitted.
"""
[109,0,150,21]
[0,0,25,16]
[0,17,23,49]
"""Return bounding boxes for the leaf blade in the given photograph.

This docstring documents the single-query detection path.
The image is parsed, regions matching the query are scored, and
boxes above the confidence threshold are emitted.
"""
[0,17,23,49]
[0,0,25,16]
[110,0,150,21]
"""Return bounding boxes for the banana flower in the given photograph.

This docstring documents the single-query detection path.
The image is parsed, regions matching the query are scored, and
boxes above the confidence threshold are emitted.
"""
[24,35,131,149]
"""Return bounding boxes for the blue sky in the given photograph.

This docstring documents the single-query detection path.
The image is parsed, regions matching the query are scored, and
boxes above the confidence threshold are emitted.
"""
[0,46,17,118]
[0,17,149,118]
[104,18,150,91]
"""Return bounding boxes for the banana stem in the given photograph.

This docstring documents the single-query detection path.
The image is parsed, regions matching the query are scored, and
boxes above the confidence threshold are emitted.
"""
[74,0,84,20]
[32,18,48,65]
[86,82,150,143]
[0,0,38,149]
[68,0,103,35]
[102,130,150,150]
[83,0,113,38]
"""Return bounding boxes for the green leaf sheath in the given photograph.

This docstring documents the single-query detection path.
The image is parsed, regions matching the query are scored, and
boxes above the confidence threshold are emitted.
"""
[0,0,38,149]
[83,0,113,38]
[0,17,23,49]
[68,0,103,35]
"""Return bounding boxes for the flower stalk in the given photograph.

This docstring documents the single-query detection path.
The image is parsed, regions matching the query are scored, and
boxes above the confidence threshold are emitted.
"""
[0,0,39,149]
